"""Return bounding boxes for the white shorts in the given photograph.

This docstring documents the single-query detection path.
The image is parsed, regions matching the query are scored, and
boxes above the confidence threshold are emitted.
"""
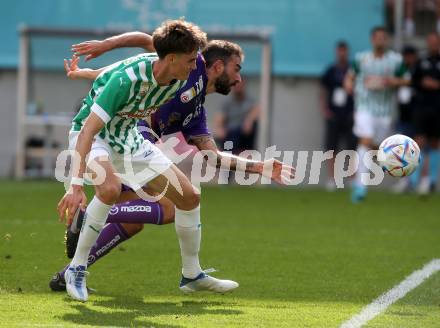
[353,110,392,146]
[68,131,172,190]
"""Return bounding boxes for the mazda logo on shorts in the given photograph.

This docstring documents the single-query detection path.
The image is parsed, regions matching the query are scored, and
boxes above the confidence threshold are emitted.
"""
[88,254,96,263]
[109,206,119,215]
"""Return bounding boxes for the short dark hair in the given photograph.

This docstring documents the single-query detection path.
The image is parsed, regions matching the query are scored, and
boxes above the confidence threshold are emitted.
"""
[371,26,388,36]
[336,40,348,49]
[153,19,207,59]
[202,40,244,68]
[402,45,417,55]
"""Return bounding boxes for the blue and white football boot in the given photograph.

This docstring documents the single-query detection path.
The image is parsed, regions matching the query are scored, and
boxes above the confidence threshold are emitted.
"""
[64,265,89,302]
[179,269,239,293]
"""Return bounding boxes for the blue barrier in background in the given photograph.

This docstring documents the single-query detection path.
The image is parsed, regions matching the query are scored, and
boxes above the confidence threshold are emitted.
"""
[2,0,383,75]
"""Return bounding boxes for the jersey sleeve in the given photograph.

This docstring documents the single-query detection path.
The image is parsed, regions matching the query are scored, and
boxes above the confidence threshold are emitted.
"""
[182,106,211,143]
[91,72,132,124]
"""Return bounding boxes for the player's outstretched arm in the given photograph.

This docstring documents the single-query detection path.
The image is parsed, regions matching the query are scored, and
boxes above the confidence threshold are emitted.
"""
[57,113,104,224]
[64,55,104,80]
[191,135,295,184]
[72,32,155,61]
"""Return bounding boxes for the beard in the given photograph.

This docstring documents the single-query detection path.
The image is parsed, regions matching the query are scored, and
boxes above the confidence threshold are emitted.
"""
[214,72,234,95]
[375,45,386,53]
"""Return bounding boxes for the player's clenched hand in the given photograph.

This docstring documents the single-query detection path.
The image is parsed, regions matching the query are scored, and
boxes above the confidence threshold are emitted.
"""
[57,185,87,225]
[72,40,109,61]
[263,159,295,185]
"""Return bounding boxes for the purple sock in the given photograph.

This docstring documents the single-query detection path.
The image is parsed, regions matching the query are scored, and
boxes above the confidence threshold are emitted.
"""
[106,199,164,225]
[86,222,129,266]
[60,223,129,276]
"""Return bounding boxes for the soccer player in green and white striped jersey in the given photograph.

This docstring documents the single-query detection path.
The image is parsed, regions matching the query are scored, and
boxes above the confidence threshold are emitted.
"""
[56,20,239,302]
[71,52,186,154]
[344,27,409,202]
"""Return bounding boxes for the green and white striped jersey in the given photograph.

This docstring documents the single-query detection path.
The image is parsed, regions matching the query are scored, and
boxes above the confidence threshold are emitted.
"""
[352,50,406,117]
[72,53,186,154]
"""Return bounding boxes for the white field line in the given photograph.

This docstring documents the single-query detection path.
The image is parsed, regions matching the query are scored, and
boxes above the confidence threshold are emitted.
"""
[340,259,440,328]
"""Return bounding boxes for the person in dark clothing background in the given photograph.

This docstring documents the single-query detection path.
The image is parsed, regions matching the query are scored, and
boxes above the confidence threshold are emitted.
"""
[320,41,356,191]
[410,33,440,195]
[396,45,418,137]
[392,45,419,193]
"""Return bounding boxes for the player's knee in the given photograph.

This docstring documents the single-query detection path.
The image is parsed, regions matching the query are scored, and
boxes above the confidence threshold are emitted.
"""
[180,191,200,211]
[121,223,143,235]
[161,204,175,224]
[96,181,121,204]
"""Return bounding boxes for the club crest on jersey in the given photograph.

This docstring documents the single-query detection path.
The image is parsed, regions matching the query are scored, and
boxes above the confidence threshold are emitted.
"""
[181,88,196,103]
[180,75,204,103]
[136,83,151,101]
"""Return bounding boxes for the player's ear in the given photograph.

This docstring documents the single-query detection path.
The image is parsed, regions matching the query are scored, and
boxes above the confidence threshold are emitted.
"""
[165,53,176,64]
[213,59,225,74]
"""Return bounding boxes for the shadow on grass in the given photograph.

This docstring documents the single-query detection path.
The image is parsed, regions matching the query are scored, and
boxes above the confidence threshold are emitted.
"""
[60,297,242,327]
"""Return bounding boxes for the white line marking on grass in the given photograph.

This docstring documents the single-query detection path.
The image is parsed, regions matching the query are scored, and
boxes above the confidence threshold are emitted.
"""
[340,259,440,328]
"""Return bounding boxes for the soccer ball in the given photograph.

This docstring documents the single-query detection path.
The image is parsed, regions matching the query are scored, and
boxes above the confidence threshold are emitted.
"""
[377,134,420,177]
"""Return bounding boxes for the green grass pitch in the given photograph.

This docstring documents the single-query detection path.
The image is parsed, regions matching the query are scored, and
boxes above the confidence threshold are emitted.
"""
[1,181,440,327]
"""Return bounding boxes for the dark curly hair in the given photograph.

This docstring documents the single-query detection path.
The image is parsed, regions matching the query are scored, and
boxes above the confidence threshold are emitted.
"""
[202,40,244,68]
[153,19,207,58]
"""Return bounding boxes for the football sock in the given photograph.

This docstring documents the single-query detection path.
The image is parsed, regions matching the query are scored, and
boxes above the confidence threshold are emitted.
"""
[70,196,112,268]
[410,150,424,187]
[174,205,202,279]
[428,149,440,185]
[60,223,130,277]
[355,144,369,187]
[87,223,129,266]
[106,199,164,225]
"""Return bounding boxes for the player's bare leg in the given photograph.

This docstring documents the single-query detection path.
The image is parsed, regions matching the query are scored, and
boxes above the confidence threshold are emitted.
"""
[147,164,239,293]
[64,156,120,302]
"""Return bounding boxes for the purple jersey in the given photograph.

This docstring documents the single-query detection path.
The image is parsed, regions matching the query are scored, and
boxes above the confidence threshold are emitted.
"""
[138,53,210,143]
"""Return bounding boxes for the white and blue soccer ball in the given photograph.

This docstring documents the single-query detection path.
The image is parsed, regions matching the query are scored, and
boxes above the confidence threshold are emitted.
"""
[377,134,420,177]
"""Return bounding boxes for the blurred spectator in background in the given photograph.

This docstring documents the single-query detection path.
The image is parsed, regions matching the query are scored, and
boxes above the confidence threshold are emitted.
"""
[396,45,418,136]
[410,32,440,194]
[344,26,409,203]
[392,45,418,193]
[213,80,260,153]
[386,0,440,37]
[320,41,356,191]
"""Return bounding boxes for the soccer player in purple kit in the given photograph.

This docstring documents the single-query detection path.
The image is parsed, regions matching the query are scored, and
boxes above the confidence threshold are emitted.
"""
[50,32,295,293]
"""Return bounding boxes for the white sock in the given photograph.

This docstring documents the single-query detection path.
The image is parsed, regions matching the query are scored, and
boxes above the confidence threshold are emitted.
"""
[355,145,369,187]
[71,196,112,267]
[175,205,202,279]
